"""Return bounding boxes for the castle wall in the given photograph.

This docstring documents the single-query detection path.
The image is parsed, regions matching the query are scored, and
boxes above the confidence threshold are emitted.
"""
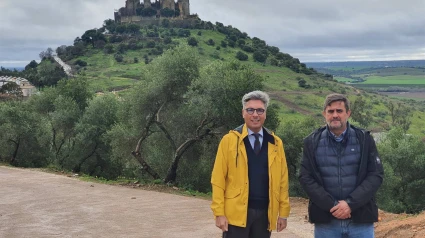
[116,0,192,23]
[161,0,175,10]
[125,0,139,15]
[120,15,144,23]
[144,0,151,8]
[181,0,190,16]
[120,17,197,28]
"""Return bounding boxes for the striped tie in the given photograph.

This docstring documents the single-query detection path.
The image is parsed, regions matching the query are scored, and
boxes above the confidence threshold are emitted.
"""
[253,133,261,155]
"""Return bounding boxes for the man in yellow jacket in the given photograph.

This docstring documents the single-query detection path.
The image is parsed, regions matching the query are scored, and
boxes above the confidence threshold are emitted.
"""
[211,90,290,238]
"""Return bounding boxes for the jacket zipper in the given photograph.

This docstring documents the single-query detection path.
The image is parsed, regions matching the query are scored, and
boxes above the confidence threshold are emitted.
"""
[236,140,239,167]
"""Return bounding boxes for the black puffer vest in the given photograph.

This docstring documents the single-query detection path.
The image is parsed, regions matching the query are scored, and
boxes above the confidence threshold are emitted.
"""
[315,127,361,201]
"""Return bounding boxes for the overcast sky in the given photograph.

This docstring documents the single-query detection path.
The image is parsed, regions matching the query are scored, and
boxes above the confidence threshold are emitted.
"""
[1,0,425,67]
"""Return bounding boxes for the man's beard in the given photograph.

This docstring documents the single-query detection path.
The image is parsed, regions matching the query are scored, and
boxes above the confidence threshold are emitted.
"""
[328,120,344,129]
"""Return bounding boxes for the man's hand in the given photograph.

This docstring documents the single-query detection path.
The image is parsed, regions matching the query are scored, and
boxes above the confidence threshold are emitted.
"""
[215,216,228,232]
[277,217,287,232]
[330,200,351,219]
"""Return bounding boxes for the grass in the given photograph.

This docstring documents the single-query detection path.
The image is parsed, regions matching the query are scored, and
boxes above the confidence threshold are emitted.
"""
[62,26,425,137]
[325,66,369,71]
[78,175,212,199]
[357,67,425,76]
[360,75,425,85]
[335,77,354,82]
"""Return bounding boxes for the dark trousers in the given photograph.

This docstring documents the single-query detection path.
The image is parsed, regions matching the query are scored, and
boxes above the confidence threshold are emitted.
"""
[223,208,271,238]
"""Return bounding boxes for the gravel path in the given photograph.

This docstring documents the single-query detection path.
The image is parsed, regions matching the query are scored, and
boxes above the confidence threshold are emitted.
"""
[53,55,73,77]
[0,166,313,238]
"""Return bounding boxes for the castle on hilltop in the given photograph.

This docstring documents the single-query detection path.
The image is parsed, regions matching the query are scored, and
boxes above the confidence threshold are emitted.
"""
[115,0,192,24]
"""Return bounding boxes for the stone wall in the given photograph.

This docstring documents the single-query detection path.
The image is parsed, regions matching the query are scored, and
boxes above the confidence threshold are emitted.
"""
[115,0,192,23]
[144,0,151,8]
[120,17,197,28]
[161,0,175,11]
[178,0,190,16]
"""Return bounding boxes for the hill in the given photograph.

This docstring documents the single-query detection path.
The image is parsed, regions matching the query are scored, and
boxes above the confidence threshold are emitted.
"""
[4,17,424,135]
[45,19,425,137]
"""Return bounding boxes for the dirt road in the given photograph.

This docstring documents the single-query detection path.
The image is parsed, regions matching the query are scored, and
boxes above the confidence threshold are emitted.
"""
[0,166,313,238]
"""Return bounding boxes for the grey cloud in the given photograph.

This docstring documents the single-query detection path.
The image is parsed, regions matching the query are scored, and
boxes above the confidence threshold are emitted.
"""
[2,0,425,67]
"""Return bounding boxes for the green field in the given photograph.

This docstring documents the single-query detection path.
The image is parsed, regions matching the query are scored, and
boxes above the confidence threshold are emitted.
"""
[335,77,355,82]
[358,67,425,76]
[325,66,369,71]
[360,75,425,84]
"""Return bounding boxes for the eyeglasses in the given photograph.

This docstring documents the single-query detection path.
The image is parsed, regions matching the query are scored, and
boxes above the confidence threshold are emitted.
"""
[245,108,265,115]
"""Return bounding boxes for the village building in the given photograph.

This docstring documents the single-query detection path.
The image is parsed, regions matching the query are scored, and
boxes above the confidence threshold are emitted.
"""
[0,76,37,97]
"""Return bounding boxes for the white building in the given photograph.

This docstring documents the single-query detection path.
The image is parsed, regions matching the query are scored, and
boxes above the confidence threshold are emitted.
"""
[0,76,37,97]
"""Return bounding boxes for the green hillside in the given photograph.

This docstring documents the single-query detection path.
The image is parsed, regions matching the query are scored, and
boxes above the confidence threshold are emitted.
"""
[3,18,425,136]
[44,19,422,137]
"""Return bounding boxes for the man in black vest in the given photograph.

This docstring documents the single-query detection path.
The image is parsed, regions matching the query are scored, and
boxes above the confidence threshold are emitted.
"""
[299,93,384,238]
[211,91,290,238]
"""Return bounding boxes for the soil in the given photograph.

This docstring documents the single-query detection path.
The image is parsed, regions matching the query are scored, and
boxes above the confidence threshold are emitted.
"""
[0,166,311,238]
[375,210,425,238]
[0,166,421,237]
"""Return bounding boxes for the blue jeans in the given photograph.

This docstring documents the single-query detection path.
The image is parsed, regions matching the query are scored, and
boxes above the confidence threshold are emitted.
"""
[314,219,374,238]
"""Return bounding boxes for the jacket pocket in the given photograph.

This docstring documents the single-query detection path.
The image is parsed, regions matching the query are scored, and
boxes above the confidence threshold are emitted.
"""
[224,188,241,199]
[352,199,378,223]
[308,201,332,223]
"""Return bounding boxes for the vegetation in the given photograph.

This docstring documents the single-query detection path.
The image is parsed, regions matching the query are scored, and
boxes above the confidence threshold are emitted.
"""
[1,18,425,215]
[377,128,425,214]
[311,63,425,101]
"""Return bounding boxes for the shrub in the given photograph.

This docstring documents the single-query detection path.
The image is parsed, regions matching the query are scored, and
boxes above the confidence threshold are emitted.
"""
[164,37,172,44]
[270,58,278,66]
[147,31,159,37]
[146,41,156,48]
[178,29,191,37]
[117,43,127,53]
[236,51,248,61]
[253,50,267,63]
[211,51,220,59]
[206,39,215,46]
[114,54,123,62]
[75,59,87,67]
[242,45,254,53]
[187,37,198,46]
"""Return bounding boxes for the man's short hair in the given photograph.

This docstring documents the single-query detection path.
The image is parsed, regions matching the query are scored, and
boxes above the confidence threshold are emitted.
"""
[323,93,350,111]
[242,91,270,109]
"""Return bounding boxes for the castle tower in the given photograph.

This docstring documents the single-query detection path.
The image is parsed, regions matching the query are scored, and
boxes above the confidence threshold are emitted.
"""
[144,0,151,8]
[178,0,190,16]
[125,0,139,15]
[161,0,175,11]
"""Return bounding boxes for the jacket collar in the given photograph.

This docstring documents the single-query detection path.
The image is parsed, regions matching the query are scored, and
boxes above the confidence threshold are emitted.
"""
[233,124,275,145]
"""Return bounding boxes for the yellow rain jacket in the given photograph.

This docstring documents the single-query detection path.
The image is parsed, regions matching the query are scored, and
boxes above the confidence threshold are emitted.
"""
[211,124,290,231]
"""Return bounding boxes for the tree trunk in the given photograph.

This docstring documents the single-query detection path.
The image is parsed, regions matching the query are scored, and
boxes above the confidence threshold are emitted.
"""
[131,151,161,179]
[10,138,20,164]
[164,128,211,183]
[74,143,98,173]
[164,139,197,183]
[130,104,165,180]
